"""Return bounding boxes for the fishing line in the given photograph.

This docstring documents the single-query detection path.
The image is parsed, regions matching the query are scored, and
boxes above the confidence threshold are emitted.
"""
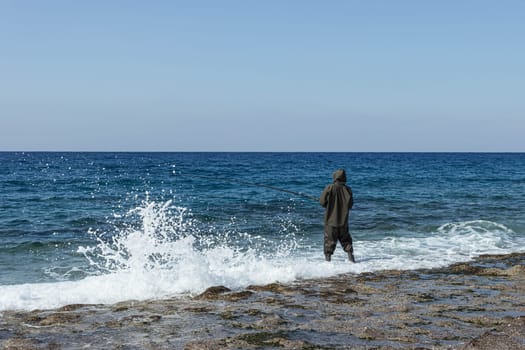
[176,173,319,202]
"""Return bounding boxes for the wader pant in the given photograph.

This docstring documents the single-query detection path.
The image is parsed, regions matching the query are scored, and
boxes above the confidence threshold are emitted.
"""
[324,225,353,256]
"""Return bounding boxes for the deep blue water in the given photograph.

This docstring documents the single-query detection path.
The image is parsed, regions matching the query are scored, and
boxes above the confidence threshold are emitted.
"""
[1,152,524,310]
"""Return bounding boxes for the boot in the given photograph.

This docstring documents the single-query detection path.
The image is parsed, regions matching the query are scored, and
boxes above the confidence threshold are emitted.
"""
[348,251,355,263]
[325,254,331,262]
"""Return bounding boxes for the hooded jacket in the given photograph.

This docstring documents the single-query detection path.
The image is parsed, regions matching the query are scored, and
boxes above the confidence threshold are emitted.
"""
[320,169,353,227]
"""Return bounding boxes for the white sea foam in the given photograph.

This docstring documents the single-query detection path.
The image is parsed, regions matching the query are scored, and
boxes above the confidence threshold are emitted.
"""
[0,202,523,311]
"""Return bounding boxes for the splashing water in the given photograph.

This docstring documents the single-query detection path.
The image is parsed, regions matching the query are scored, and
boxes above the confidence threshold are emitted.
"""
[72,200,312,303]
[356,219,521,270]
[79,200,197,274]
[0,200,523,311]
[0,200,308,311]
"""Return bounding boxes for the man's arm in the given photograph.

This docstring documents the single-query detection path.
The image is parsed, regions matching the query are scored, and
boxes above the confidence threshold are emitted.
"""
[320,185,331,208]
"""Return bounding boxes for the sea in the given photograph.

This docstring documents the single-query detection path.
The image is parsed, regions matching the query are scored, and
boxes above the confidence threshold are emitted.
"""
[1,152,524,312]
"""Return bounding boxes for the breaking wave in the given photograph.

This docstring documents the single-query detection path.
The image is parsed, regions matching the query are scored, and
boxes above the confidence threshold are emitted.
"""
[0,201,523,311]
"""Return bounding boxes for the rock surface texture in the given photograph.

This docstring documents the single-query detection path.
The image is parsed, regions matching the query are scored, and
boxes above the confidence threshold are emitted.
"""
[1,253,524,349]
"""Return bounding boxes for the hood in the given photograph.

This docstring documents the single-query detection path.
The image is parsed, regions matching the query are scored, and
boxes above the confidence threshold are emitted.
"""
[332,169,347,183]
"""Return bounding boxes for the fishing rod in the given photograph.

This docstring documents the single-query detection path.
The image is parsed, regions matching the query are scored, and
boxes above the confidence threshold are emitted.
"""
[177,173,319,202]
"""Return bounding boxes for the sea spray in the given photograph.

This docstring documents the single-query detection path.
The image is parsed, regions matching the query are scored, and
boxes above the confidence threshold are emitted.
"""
[356,220,521,270]
[63,199,311,307]
[78,200,197,274]
[1,201,523,311]
[2,152,524,312]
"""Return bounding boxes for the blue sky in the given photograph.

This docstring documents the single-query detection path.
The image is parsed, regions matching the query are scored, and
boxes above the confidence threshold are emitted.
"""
[1,1,524,151]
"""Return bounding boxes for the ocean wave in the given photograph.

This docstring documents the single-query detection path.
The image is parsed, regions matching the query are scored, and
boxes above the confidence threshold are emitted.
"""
[0,202,523,312]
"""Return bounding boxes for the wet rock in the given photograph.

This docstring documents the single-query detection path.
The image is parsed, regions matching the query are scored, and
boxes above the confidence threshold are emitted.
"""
[222,290,254,302]
[248,282,296,294]
[1,337,62,350]
[356,326,385,340]
[194,287,253,302]
[460,331,524,350]
[220,310,237,320]
[271,338,309,349]
[184,338,228,350]
[255,313,287,328]
[123,314,162,325]
[413,292,435,302]
[449,263,484,275]
[497,316,525,339]
[0,252,523,350]
[185,335,314,350]
[111,301,132,312]
[29,312,80,326]
[183,306,214,313]
[503,265,525,278]
[352,283,381,294]
[194,285,231,300]
[56,304,91,312]
[236,331,289,346]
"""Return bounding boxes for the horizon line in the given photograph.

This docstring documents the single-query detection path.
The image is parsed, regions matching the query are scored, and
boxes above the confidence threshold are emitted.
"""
[1,150,524,154]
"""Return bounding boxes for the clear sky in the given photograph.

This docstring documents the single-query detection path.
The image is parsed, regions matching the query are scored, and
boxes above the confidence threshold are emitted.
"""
[1,1,524,152]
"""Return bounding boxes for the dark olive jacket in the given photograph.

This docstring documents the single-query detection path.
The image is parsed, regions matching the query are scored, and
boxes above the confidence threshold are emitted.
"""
[320,169,353,227]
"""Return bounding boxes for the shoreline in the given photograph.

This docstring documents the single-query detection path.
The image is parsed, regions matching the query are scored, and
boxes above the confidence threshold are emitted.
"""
[1,252,524,349]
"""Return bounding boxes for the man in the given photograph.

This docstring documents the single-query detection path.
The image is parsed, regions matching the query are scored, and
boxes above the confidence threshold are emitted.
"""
[320,169,355,262]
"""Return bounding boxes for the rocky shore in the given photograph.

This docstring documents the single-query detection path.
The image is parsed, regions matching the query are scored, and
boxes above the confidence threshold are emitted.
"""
[1,253,524,349]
